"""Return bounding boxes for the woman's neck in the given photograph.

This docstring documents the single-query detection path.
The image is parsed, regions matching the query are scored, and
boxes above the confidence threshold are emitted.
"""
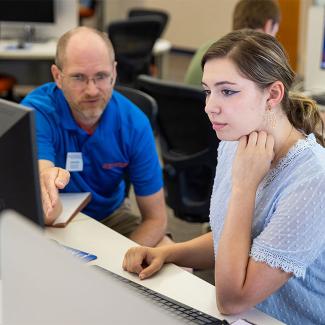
[270,117,304,167]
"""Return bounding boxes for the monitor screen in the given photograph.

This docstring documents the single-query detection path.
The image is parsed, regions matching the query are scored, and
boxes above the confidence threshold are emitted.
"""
[322,20,325,70]
[0,99,44,227]
[0,0,55,24]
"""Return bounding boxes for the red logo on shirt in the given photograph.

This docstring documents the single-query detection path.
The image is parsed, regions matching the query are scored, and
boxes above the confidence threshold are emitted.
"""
[102,162,128,170]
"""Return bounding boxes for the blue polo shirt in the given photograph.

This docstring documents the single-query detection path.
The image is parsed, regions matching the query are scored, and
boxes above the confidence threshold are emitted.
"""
[21,82,163,220]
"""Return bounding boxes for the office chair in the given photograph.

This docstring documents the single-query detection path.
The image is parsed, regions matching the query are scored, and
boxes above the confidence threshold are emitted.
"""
[114,85,158,196]
[137,75,220,223]
[128,8,169,38]
[127,9,169,77]
[107,16,164,87]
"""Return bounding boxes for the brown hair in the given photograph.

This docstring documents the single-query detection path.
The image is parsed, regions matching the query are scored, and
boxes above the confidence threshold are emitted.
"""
[202,29,324,146]
[233,0,280,31]
[55,26,115,70]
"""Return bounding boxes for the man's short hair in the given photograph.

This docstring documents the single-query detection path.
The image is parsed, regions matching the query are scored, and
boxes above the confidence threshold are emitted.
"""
[55,26,115,70]
[233,0,280,31]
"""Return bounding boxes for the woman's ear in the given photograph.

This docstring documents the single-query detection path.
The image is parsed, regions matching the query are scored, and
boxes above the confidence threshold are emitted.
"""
[266,81,284,109]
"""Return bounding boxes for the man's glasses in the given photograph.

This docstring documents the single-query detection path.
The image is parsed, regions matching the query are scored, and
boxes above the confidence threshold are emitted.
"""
[61,72,113,90]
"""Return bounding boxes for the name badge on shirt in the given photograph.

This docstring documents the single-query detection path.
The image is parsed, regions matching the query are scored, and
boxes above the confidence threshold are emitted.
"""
[66,152,83,172]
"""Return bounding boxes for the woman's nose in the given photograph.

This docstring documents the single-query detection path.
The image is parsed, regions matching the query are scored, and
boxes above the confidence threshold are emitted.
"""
[204,96,221,116]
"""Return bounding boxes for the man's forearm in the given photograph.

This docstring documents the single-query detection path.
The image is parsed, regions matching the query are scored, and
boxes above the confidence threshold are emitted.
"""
[129,218,167,247]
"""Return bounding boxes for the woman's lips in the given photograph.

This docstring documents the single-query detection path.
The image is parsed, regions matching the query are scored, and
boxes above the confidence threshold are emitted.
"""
[212,122,227,131]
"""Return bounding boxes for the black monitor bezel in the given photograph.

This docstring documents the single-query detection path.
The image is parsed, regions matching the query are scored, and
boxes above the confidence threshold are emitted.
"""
[0,99,44,227]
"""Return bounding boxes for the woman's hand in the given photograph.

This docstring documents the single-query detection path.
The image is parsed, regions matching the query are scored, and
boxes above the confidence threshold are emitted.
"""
[122,246,170,279]
[232,131,274,191]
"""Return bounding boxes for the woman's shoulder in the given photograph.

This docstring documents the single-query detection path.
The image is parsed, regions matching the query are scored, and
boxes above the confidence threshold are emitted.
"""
[297,134,325,174]
[276,133,325,175]
[279,135,325,191]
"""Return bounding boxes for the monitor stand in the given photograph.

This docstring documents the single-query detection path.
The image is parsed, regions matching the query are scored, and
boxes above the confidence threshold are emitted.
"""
[14,24,49,49]
[5,24,35,50]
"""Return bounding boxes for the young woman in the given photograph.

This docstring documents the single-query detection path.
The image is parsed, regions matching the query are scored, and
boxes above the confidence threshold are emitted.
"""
[122,29,325,325]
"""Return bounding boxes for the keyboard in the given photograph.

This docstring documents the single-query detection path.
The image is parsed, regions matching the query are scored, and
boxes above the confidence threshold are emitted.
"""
[92,265,229,325]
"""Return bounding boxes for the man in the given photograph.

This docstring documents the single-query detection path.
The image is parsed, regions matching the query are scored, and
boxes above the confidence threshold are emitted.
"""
[22,26,169,247]
[184,0,281,86]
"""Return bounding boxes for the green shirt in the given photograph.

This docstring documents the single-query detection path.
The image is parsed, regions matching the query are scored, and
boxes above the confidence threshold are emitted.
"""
[184,40,214,86]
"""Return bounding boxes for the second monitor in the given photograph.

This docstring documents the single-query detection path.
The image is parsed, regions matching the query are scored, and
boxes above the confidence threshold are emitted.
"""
[0,99,44,227]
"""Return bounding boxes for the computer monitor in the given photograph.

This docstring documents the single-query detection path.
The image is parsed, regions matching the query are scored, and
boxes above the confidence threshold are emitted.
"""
[0,0,78,41]
[304,6,325,93]
[0,0,55,45]
[0,99,44,227]
[0,0,55,24]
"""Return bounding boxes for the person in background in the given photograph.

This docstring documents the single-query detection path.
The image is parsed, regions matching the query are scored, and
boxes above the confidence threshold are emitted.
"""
[184,0,280,86]
[22,26,171,247]
[122,29,325,324]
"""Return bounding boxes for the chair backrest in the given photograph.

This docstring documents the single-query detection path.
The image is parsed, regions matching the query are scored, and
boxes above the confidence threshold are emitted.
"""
[137,75,217,155]
[137,75,220,222]
[114,85,158,132]
[128,8,169,38]
[107,16,164,86]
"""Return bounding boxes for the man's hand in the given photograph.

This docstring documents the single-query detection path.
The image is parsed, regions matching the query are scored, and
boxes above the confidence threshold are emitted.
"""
[39,165,70,225]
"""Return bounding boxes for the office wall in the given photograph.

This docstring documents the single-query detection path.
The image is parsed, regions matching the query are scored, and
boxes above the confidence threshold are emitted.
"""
[103,0,314,75]
[137,0,237,50]
[104,0,237,50]
[297,0,313,75]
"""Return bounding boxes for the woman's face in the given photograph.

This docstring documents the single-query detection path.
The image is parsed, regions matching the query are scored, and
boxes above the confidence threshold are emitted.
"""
[202,57,268,141]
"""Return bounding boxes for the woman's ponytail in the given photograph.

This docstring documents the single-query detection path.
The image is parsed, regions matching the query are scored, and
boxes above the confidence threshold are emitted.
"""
[285,92,325,147]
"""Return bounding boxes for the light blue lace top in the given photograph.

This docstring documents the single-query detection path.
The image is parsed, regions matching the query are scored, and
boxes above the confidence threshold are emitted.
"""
[210,134,325,325]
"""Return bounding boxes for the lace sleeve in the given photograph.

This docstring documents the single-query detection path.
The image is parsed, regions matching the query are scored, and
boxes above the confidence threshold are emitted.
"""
[250,173,325,278]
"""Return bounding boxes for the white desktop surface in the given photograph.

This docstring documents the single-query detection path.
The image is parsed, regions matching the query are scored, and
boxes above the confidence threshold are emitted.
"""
[45,213,284,325]
[0,39,57,60]
[0,38,170,60]
[0,38,171,81]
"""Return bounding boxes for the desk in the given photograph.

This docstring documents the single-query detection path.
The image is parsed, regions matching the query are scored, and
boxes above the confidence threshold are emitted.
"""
[0,39,57,59]
[45,213,284,325]
[153,38,171,79]
[0,39,56,86]
[0,38,171,85]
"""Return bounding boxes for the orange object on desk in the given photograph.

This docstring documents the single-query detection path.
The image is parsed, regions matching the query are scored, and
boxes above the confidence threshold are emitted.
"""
[0,74,16,92]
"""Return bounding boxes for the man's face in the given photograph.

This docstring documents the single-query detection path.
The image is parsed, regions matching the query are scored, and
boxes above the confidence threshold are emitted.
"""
[53,33,116,126]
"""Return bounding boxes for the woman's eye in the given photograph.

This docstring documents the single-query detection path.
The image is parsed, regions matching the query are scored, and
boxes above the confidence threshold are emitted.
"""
[222,89,239,96]
[203,89,211,97]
